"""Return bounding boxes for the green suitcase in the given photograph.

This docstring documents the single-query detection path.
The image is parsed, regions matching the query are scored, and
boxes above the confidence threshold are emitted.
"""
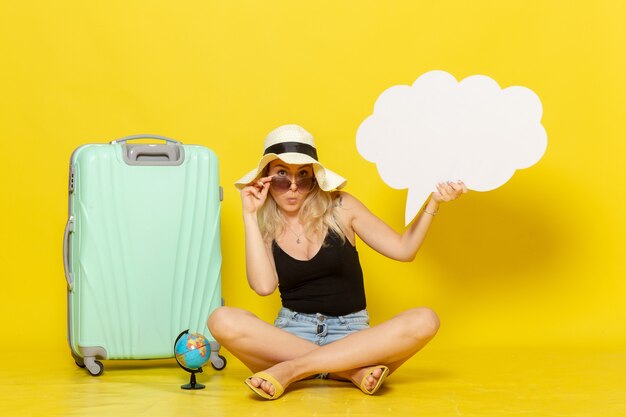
[63,135,225,376]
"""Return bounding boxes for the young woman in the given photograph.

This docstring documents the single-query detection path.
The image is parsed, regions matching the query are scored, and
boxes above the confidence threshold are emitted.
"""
[208,124,467,399]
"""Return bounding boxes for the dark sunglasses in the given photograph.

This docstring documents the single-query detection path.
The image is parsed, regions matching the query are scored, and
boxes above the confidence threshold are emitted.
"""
[270,176,316,193]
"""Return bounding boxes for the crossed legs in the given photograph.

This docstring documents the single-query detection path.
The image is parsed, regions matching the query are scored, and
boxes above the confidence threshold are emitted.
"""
[208,306,439,398]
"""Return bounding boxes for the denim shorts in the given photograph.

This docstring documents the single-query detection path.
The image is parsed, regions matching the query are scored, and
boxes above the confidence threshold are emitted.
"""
[274,307,370,346]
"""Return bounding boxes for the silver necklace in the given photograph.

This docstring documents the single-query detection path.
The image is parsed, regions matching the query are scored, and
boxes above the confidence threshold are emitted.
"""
[286,224,303,244]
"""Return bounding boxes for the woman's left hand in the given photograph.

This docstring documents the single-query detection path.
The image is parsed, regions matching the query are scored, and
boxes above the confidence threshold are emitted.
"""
[431,181,468,203]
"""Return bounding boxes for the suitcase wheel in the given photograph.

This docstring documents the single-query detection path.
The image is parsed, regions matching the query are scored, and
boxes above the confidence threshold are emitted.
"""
[84,357,104,376]
[88,360,104,376]
[211,354,227,371]
[72,352,86,368]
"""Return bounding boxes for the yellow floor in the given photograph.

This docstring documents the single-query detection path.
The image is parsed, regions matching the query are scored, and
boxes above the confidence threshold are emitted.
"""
[1,347,624,416]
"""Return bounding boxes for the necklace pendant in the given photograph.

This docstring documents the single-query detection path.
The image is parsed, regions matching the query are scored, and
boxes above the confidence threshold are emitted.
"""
[296,238,301,244]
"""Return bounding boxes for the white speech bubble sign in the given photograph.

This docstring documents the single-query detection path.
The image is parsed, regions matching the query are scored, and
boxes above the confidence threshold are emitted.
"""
[356,70,547,225]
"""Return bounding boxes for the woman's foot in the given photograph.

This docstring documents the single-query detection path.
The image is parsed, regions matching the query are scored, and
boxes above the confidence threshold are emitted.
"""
[329,365,390,394]
[245,363,295,399]
[245,372,284,399]
[246,363,389,398]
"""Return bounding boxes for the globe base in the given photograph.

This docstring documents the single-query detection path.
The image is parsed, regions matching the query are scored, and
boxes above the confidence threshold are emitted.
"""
[181,371,205,390]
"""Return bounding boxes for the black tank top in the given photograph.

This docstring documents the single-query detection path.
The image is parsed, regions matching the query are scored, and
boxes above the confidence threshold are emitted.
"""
[272,230,367,316]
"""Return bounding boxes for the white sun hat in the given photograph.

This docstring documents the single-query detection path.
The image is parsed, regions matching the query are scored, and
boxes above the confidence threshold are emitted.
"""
[234,124,347,191]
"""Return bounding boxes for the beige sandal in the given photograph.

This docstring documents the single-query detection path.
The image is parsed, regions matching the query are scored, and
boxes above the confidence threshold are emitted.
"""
[355,365,389,395]
[244,372,285,400]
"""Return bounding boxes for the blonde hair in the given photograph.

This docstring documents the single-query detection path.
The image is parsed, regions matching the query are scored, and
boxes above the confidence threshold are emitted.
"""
[258,185,346,244]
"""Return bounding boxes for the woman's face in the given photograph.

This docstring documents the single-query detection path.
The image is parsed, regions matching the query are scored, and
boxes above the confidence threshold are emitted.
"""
[266,161,315,215]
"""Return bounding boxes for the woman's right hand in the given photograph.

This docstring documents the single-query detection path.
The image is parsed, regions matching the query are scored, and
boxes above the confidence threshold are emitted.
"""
[240,175,273,214]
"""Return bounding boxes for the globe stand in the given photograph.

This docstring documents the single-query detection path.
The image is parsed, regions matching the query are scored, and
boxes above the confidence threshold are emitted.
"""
[181,368,205,390]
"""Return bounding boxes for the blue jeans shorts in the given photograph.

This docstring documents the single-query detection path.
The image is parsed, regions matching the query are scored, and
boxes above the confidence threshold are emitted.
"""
[274,307,370,346]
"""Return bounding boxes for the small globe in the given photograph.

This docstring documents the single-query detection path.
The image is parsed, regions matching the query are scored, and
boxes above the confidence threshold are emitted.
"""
[174,331,210,370]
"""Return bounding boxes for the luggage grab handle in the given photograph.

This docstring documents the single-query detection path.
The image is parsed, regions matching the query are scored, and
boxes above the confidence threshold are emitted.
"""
[63,216,75,291]
[114,134,185,166]
[112,134,181,144]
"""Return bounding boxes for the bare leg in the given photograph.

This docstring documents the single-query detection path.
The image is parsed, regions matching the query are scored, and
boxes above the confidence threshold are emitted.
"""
[208,306,319,372]
[208,306,391,393]
[208,306,439,397]
[245,307,439,397]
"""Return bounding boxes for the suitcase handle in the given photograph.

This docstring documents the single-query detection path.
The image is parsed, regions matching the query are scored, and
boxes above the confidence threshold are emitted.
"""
[63,216,75,291]
[112,134,181,144]
[114,134,185,166]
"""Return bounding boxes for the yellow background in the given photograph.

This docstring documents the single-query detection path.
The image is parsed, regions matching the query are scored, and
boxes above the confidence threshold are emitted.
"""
[1,0,624,355]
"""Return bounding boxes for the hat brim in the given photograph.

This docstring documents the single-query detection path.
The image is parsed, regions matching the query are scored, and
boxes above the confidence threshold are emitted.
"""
[235,153,347,192]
